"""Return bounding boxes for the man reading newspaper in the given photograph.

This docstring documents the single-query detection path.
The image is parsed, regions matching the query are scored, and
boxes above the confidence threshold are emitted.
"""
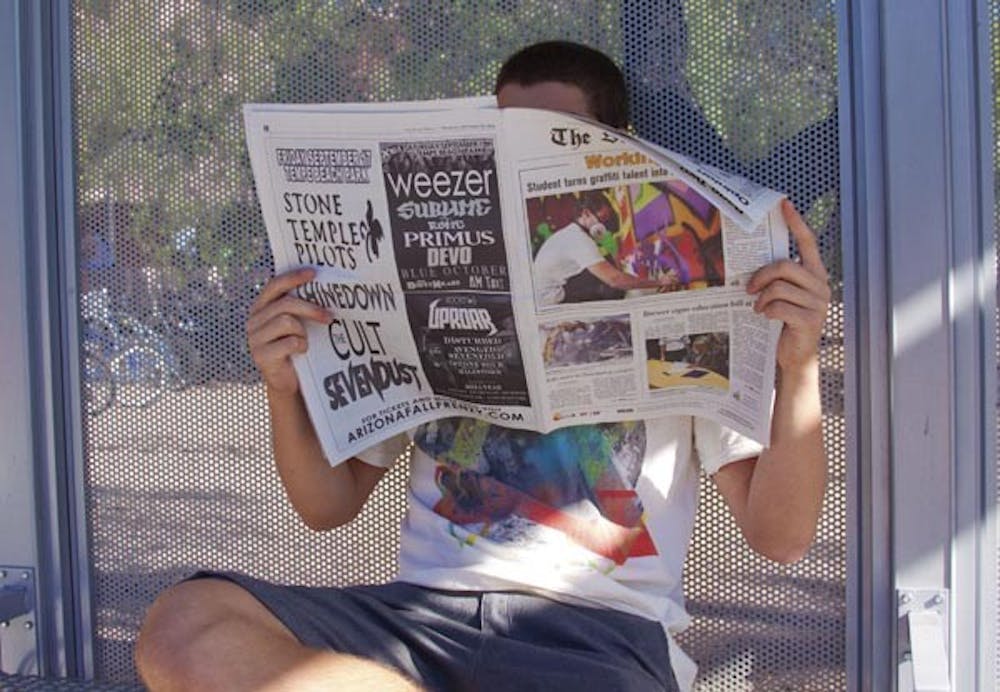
[137,41,829,692]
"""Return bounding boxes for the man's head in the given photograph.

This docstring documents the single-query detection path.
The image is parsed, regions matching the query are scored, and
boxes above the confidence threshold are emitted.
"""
[574,191,614,241]
[495,41,628,129]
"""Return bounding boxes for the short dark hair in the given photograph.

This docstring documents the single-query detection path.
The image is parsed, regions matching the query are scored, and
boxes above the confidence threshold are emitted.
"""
[575,190,611,216]
[495,41,629,129]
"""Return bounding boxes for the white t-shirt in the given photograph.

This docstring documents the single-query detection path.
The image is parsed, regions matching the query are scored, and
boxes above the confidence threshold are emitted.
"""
[533,222,605,306]
[358,415,762,691]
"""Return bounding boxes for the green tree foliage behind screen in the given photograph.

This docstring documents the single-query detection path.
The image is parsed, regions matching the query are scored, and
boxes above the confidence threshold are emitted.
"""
[72,0,836,286]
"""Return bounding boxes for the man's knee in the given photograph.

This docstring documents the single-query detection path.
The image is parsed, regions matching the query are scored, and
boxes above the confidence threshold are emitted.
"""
[135,578,279,685]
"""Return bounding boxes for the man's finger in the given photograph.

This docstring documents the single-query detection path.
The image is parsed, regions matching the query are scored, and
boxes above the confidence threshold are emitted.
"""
[758,300,821,334]
[248,312,309,352]
[748,259,830,299]
[251,267,316,315]
[247,295,330,336]
[753,279,828,316]
[781,199,826,277]
[252,337,308,370]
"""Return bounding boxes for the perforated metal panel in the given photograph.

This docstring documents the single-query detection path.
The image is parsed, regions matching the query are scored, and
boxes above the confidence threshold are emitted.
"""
[0,673,141,692]
[70,1,844,686]
[621,4,844,690]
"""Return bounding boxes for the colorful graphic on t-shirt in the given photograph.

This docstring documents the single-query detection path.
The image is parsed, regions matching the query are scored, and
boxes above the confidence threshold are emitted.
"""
[413,418,656,565]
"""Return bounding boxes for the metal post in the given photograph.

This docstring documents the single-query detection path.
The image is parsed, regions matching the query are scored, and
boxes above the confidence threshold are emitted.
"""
[841,0,998,690]
[0,0,91,679]
[840,0,893,688]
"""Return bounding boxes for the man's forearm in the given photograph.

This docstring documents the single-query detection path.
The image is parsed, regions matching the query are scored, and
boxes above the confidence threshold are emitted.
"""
[743,357,827,562]
[587,262,665,292]
[267,388,371,529]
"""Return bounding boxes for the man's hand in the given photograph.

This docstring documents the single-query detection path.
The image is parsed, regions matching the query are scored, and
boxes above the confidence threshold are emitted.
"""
[656,269,682,292]
[746,199,830,371]
[247,267,330,395]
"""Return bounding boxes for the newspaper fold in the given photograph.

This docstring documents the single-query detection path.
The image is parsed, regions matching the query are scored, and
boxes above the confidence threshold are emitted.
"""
[244,98,786,467]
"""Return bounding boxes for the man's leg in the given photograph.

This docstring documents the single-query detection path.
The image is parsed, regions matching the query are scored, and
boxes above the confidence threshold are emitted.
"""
[135,578,422,692]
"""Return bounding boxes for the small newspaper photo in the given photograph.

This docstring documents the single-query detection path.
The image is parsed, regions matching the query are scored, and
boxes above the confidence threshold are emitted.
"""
[243,98,787,468]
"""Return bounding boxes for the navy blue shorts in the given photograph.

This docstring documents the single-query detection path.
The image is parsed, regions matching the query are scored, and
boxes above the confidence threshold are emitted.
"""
[192,572,679,691]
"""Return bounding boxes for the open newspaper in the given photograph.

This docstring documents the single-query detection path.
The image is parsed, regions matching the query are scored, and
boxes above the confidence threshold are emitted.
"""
[244,97,786,467]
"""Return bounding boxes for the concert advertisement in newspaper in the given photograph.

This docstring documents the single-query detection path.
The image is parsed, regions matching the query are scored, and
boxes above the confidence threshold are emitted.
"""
[381,137,530,407]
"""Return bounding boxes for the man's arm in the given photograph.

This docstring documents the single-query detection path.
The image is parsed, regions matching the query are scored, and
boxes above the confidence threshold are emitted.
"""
[586,260,680,292]
[712,200,830,564]
[248,268,386,530]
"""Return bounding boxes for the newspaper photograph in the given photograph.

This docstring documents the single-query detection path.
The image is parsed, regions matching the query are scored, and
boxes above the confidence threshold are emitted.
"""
[244,100,786,467]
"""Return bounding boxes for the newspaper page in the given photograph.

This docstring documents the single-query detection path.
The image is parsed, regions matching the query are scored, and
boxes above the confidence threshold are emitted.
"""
[497,108,785,439]
[244,100,786,467]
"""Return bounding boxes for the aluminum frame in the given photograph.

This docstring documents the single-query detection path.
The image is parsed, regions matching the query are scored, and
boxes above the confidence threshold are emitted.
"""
[0,0,92,679]
[839,0,893,688]
[841,0,998,689]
